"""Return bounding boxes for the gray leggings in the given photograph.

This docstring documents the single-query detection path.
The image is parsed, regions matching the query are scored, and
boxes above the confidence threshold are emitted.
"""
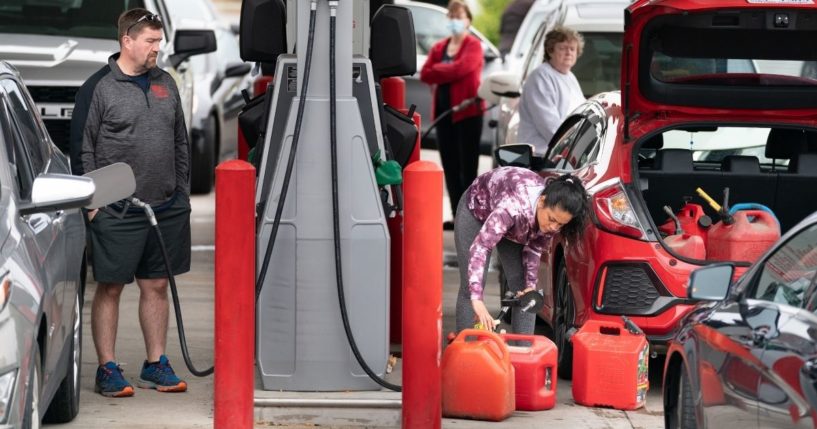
[454,196,536,334]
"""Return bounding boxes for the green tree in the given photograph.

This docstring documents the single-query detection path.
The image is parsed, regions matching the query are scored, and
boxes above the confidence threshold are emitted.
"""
[472,0,510,46]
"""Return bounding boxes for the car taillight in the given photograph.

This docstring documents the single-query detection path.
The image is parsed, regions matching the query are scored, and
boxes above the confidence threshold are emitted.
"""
[253,75,274,98]
[593,183,646,240]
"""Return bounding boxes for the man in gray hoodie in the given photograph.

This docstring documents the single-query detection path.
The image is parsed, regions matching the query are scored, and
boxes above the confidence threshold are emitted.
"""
[71,8,191,397]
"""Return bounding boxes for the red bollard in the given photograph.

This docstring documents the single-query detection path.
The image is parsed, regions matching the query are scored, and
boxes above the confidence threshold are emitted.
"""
[402,161,443,429]
[381,77,406,110]
[214,160,256,429]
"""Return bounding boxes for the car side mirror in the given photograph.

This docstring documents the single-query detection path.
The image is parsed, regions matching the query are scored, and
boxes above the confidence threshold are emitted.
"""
[19,174,95,216]
[170,29,217,68]
[82,162,137,209]
[225,62,252,78]
[495,144,535,168]
[688,263,734,301]
[478,70,520,105]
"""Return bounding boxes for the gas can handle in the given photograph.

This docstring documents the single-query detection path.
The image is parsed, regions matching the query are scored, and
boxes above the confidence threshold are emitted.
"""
[500,333,538,348]
[456,329,510,363]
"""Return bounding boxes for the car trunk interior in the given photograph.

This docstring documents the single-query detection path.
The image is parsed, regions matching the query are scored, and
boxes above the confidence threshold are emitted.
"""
[636,125,817,258]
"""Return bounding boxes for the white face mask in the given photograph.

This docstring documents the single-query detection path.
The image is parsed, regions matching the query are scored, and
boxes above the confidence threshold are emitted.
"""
[447,18,466,36]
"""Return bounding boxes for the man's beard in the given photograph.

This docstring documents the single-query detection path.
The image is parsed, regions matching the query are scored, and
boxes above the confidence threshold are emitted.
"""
[143,54,158,70]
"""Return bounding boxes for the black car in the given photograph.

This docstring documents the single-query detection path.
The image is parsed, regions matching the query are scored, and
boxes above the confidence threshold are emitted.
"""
[663,210,817,429]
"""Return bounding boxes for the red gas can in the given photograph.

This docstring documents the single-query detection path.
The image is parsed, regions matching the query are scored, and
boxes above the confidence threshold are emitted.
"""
[500,333,558,411]
[658,203,710,245]
[707,210,780,263]
[442,329,515,421]
[664,232,706,259]
[572,320,649,410]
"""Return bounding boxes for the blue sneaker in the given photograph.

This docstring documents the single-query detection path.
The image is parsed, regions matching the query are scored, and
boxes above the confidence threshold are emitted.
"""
[95,361,134,397]
[137,355,187,392]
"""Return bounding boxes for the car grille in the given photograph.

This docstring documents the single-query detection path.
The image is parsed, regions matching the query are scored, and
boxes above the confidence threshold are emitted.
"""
[596,263,664,314]
[28,86,78,103]
[44,120,70,154]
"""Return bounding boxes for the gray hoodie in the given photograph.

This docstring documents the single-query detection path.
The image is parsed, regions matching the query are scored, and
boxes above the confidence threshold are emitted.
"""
[72,54,189,204]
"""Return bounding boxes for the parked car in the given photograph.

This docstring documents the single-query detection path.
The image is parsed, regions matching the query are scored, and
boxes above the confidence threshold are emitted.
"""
[396,0,502,153]
[663,210,817,429]
[502,0,563,72]
[164,0,253,193]
[493,0,817,381]
[0,60,92,429]
[484,0,629,154]
[0,0,215,182]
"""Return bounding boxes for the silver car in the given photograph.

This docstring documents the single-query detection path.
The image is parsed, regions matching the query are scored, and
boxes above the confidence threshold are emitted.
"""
[164,0,253,194]
[0,60,93,429]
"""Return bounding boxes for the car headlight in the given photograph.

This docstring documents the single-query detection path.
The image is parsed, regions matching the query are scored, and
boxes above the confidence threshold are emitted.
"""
[0,370,17,423]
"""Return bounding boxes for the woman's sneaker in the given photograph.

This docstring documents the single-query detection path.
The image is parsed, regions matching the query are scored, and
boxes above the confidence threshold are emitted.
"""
[137,355,187,392]
[95,361,134,397]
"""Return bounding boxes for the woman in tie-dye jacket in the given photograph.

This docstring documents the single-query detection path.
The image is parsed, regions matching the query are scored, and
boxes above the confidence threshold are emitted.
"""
[455,167,590,334]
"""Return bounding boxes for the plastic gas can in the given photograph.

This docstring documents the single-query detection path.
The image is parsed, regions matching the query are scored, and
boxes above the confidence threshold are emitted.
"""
[572,320,649,410]
[664,232,706,259]
[707,210,780,263]
[500,333,558,411]
[442,329,515,421]
[658,203,711,246]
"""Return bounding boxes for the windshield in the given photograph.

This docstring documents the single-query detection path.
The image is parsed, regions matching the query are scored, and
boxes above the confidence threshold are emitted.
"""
[572,32,622,97]
[0,0,143,40]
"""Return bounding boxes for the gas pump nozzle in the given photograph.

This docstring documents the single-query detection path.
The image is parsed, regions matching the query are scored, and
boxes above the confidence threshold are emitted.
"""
[490,289,545,331]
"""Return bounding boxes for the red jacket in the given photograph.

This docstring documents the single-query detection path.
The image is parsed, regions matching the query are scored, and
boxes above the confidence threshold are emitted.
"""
[420,34,486,123]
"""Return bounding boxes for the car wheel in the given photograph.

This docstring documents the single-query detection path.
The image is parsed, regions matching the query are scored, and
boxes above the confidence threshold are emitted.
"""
[553,259,575,380]
[43,292,81,423]
[190,115,217,194]
[22,345,41,429]
[669,364,698,429]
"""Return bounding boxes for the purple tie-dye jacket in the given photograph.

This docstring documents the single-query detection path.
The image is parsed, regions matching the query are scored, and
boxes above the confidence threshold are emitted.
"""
[465,167,554,300]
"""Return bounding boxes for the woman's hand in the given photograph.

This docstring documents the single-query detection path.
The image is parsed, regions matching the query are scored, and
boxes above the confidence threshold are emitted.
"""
[471,299,495,331]
[515,287,535,298]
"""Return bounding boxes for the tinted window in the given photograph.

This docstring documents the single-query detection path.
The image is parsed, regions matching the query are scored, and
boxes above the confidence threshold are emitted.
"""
[567,117,602,170]
[545,118,582,169]
[751,224,817,310]
[0,92,34,200]
[572,32,623,98]
[0,0,144,40]
[1,79,47,174]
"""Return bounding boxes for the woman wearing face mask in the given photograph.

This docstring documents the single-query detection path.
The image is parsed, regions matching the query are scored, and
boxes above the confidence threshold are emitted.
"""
[518,26,586,154]
[421,0,486,231]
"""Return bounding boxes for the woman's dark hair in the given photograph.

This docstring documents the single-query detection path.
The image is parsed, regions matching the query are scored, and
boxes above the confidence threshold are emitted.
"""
[541,173,590,243]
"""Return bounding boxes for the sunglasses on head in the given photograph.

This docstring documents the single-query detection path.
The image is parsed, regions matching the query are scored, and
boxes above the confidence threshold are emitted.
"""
[126,13,162,36]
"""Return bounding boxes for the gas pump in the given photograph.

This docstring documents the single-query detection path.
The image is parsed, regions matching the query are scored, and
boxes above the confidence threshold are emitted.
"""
[239,0,416,391]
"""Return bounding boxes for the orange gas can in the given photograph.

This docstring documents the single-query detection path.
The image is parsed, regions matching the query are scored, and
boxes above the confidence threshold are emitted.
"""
[572,320,649,410]
[442,329,515,421]
[500,333,558,411]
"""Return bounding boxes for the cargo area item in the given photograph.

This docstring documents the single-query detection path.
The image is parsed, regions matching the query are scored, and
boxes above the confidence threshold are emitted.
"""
[500,333,558,411]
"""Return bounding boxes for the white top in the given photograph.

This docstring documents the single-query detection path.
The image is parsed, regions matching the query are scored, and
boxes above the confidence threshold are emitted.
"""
[517,62,585,154]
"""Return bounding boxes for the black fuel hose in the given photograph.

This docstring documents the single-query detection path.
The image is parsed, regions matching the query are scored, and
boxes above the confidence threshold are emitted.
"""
[255,0,318,299]
[329,0,400,392]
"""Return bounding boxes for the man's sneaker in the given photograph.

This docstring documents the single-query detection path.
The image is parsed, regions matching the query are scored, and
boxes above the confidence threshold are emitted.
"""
[95,361,134,397]
[137,355,187,392]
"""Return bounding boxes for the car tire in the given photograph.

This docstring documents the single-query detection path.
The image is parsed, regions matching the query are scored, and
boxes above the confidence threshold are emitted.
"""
[22,344,41,429]
[43,292,81,423]
[190,116,217,195]
[553,259,575,380]
[669,363,698,429]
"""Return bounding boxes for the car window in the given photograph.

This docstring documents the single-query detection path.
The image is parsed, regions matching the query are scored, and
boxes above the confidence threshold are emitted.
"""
[572,32,623,98]
[749,223,817,310]
[405,4,450,56]
[1,79,48,174]
[0,0,144,40]
[567,114,603,170]
[522,26,546,82]
[0,91,35,200]
[544,117,583,170]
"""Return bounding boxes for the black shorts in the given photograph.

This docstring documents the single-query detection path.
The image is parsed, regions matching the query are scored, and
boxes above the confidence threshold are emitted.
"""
[89,195,191,284]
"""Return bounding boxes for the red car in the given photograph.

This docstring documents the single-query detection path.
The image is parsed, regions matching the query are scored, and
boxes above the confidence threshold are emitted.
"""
[495,0,817,380]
